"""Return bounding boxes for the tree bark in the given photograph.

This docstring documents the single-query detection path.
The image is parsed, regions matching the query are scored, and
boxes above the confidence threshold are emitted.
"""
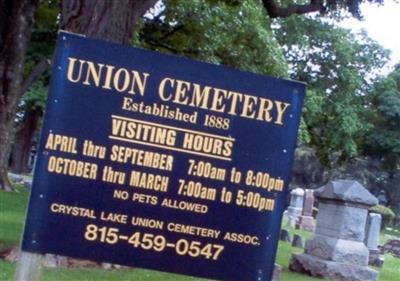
[21,58,51,95]
[10,109,41,174]
[0,0,157,191]
[60,0,158,44]
[0,0,40,191]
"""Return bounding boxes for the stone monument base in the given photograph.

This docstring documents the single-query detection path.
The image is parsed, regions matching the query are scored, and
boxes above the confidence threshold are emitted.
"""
[289,253,378,281]
[368,249,384,267]
[297,215,315,232]
[272,263,282,281]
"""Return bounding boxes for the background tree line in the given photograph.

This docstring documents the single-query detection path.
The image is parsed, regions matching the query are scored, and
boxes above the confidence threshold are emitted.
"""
[1,0,398,218]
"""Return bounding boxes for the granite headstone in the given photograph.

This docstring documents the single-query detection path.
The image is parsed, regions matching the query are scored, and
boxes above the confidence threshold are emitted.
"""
[287,188,304,228]
[289,180,379,281]
[297,189,315,232]
[365,213,384,266]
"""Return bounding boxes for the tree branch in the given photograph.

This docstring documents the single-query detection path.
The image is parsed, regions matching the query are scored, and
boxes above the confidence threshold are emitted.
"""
[262,0,324,18]
[20,58,51,97]
[145,38,179,53]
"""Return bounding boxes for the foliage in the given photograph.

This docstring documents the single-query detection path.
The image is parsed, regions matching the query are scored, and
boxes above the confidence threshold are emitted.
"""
[297,90,324,144]
[135,0,288,77]
[261,0,387,20]
[20,80,48,112]
[27,0,58,60]
[12,0,57,122]
[370,204,396,218]
[370,204,396,228]
[13,79,47,133]
[365,67,400,171]
[273,15,389,166]
[317,0,385,19]
[24,0,58,77]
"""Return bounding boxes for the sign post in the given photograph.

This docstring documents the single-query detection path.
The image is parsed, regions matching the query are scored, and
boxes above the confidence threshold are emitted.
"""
[20,31,305,281]
[14,251,42,281]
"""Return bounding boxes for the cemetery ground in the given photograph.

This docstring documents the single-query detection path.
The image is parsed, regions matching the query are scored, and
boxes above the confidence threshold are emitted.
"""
[0,185,399,281]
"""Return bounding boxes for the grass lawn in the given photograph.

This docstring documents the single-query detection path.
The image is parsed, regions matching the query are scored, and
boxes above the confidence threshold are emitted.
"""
[1,185,399,280]
[0,185,28,250]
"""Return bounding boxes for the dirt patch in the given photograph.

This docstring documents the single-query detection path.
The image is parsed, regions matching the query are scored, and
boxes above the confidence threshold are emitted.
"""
[1,247,129,269]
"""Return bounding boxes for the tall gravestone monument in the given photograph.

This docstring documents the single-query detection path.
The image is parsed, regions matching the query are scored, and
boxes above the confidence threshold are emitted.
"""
[297,189,315,231]
[289,180,378,281]
[287,188,304,228]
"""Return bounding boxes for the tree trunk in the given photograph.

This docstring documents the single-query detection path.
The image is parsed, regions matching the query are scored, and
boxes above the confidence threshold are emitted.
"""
[10,109,41,174]
[0,0,40,191]
[0,0,157,191]
[60,0,158,44]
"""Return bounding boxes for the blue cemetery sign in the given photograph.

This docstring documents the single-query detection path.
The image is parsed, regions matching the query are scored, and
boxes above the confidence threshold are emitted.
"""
[22,31,305,281]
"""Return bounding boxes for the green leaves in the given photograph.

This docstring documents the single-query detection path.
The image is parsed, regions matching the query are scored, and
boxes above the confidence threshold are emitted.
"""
[136,0,287,77]
[22,80,47,111]
[366,68,400,171]
[27,0,58,62]
[274,14,389,165]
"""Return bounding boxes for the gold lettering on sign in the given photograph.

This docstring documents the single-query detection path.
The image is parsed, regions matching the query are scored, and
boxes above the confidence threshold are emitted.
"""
[66,57,149,96]
[64,56,293,125]
[110,115,235,161]
[129,171,169,192]
[158,78,291,125]
[45,133,78,154]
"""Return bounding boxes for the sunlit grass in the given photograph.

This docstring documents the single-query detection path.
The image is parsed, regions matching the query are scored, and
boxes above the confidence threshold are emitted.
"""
[0,184,28,250]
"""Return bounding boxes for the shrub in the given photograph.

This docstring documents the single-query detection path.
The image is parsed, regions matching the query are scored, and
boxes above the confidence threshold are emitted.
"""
[370,205,396,228]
